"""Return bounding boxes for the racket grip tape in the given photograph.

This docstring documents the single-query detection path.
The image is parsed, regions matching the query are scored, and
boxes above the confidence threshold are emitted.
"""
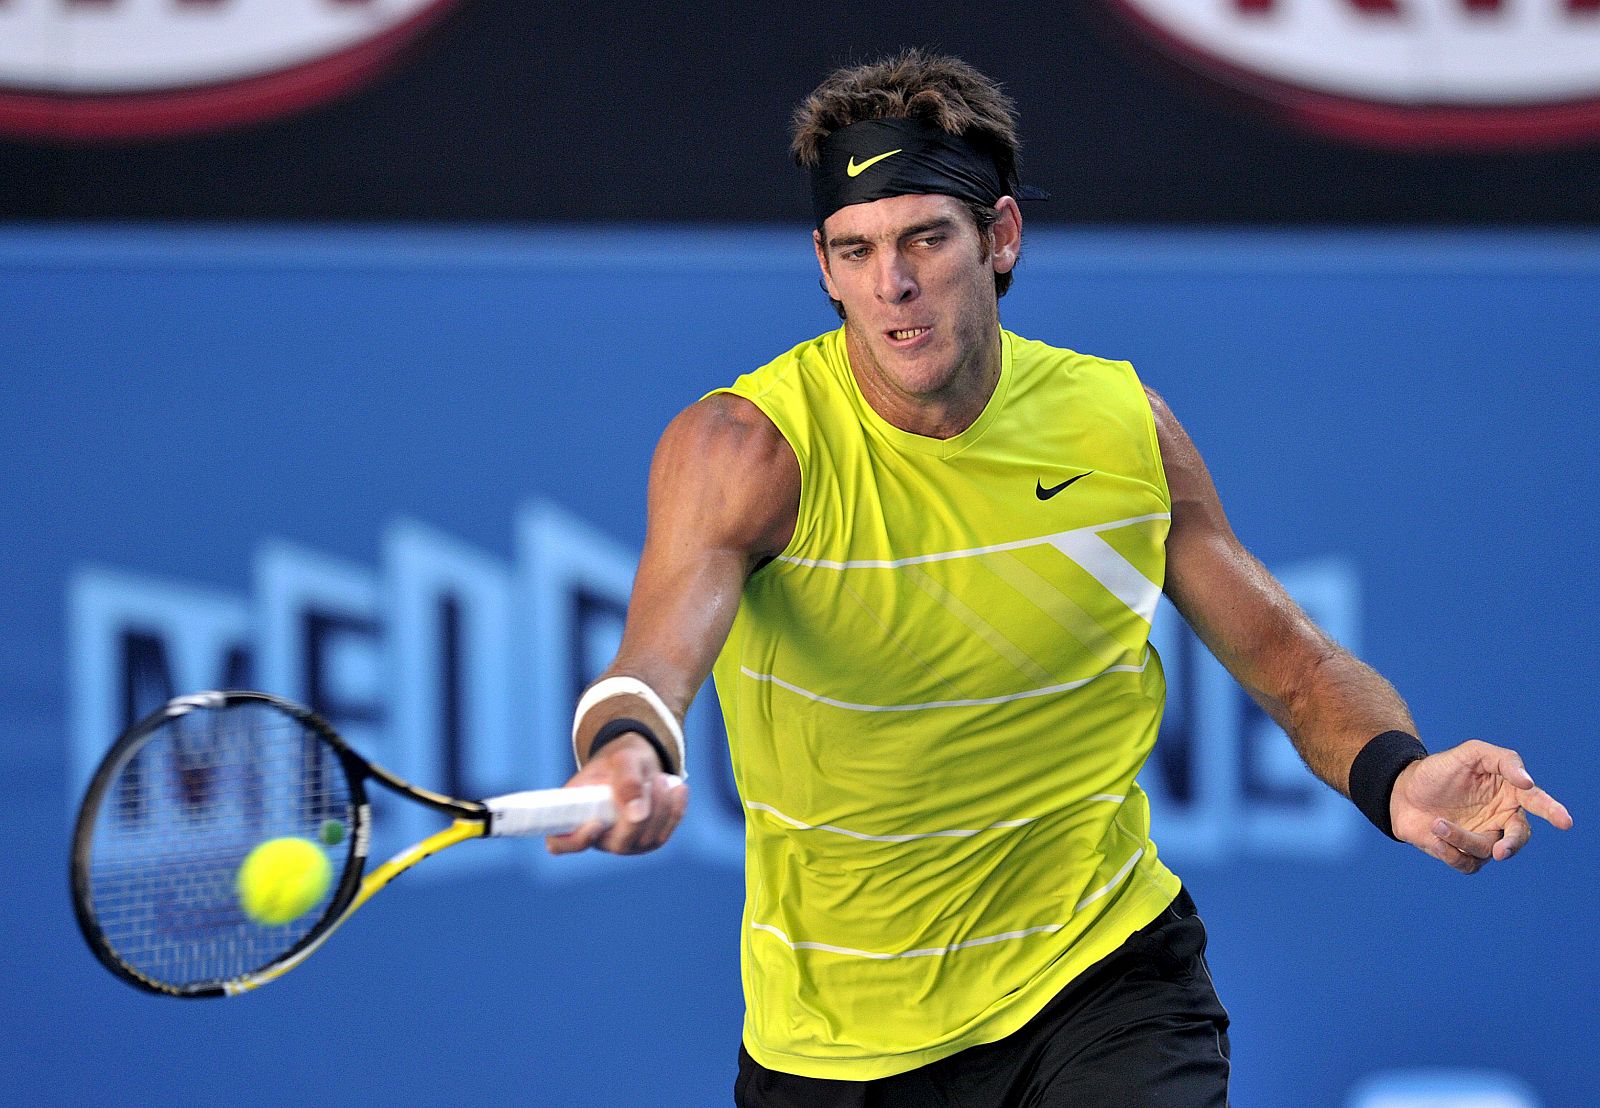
[483,777,684,838]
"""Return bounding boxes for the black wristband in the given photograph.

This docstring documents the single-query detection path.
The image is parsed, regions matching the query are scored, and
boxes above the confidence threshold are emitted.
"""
[586,717,673,774]
[1348,730,1428,841]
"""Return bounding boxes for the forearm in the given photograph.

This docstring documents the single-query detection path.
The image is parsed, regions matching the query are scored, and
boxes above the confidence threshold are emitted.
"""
[597,550,749,719]
[571,550,749,771]
[1261,638,1417,796]
[1151,388,1571,868]
[1170,536,1418,796]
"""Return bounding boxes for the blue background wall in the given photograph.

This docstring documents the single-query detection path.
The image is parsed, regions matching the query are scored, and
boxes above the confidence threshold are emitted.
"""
[2,227,1594,1105]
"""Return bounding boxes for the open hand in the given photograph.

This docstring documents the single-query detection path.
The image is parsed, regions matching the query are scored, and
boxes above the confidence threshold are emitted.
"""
[1391,740,1573,874]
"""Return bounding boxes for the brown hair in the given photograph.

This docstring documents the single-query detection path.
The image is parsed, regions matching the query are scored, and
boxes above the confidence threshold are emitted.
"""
[792,49,1022,313]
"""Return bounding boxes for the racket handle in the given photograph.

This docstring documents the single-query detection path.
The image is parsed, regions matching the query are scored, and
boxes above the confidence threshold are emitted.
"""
[483,776,684,838]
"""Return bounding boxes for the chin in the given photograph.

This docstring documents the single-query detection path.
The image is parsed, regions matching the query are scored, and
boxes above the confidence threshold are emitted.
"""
[879,343,955,385]
[887,363,960,399]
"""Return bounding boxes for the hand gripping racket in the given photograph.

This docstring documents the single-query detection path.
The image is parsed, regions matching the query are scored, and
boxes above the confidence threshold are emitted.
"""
[70,690,674,998]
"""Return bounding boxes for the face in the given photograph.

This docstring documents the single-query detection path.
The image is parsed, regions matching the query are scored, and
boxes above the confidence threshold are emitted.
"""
[814,193,1020,420]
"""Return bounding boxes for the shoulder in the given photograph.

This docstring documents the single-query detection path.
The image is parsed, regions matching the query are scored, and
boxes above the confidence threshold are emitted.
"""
[1144,385,1228,528]
[724,328,844,402]
[662,392,794,469]
[1143,386,1193,466]
[1144,385,1176,436]
[650,394,800,560]
[1004,331,1143,396]
[1143,385,1191,477]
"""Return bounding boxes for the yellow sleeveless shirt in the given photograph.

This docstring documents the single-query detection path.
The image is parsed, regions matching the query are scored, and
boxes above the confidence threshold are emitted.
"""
[710,326,1181,1080]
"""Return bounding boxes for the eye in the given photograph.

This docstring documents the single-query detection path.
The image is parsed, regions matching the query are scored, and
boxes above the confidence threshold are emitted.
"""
[915,234,946,248]
[839,246,870,261]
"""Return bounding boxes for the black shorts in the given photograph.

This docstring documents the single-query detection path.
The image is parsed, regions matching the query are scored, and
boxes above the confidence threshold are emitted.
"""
[734,888,1231,1108]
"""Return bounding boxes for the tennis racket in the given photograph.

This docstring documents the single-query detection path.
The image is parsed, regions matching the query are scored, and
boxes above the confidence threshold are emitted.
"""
[70,689,673,998]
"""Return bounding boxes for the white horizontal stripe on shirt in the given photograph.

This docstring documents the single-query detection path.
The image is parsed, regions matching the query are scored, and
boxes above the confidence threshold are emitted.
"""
[743,795,1126,844]
[749,921,1066,961]
[747,848,1147,961]
[739,650,1151,713]
[775,513,1171,571]
[746,802,1037,843]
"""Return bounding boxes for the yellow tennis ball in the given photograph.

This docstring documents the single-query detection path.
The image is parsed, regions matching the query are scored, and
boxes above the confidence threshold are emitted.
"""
[237,837,333,926]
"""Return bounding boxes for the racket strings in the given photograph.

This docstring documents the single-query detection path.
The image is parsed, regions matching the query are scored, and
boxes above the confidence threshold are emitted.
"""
[85,703,353,989]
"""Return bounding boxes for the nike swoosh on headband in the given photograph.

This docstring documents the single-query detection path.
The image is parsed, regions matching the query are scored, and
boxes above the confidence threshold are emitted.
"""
[846,149,903,177]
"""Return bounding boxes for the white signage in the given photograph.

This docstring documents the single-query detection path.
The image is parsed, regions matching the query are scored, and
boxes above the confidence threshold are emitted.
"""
[1108,0,1600,146]
[0,0,457,138]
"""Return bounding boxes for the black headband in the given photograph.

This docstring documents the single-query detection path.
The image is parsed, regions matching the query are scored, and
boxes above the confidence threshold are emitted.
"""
[809,118,1048,229]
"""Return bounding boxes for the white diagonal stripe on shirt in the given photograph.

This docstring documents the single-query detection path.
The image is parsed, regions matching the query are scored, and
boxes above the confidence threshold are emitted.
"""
[1047,530,1163,625]
[1075,847,1144,911]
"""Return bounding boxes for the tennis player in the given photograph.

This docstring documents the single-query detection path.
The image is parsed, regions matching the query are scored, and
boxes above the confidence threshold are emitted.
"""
[549,50,1574,1106]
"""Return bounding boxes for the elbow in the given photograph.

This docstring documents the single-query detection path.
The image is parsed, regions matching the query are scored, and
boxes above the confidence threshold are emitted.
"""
[1274,636,1352,739]
[1225,612,1334,731]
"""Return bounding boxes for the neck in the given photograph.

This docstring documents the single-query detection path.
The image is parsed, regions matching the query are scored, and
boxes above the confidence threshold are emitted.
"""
[842,324,1002,441]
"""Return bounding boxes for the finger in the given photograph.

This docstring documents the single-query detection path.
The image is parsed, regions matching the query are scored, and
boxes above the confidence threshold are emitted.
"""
[637,774,675,852]
[1493,811,1532,862]
[599,779,658,855]
[610,756,652,825]
[1518,785,1574,831]
[1477,746,1576,828]
[1489,747,1537,791]
[547,819,606,856]
[618,782,669,854]
[649,779,690,851]
[599,816,643,855]
[1431,818,1500,860]
[1423,835,1484,875]
[622,777,689,854]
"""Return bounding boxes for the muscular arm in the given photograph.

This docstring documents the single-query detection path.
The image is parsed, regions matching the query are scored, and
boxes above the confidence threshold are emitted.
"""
[599,393,798,721]
[1153,388,1411,792]
[1152,387,1571,871]
[548,392,800,855]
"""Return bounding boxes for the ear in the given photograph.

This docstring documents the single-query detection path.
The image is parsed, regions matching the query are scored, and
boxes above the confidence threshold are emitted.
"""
[813,228,842,301]
[990,196,1022,275]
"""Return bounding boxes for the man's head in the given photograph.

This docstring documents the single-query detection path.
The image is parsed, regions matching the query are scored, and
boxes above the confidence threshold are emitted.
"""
[793,51,1032,425]
[791,49,1029,316]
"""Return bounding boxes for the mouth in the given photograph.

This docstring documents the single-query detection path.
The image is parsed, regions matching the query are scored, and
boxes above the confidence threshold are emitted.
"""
[885,326,931,345]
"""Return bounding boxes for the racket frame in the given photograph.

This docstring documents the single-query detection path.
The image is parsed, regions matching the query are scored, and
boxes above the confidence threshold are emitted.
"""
[70,690,491,999]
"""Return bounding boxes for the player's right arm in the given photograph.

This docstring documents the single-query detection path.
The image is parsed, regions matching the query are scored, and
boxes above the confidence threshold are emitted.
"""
[546,392,800,856]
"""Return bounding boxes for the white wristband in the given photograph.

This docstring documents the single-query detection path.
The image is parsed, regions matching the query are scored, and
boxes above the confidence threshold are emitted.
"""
[572,675,688,780]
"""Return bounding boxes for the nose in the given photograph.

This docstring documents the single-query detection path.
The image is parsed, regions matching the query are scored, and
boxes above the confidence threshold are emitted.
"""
[874,250,917,305]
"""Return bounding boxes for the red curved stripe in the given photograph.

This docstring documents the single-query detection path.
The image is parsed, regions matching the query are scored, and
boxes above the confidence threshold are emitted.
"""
[1104,0,1600,151]
[0,0,459,142]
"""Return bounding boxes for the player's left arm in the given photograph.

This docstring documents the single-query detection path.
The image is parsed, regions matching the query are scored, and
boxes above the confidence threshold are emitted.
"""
[1150,387,1572,873]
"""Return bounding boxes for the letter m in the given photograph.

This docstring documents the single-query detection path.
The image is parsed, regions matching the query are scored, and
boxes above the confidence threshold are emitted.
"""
[67,568,251,811]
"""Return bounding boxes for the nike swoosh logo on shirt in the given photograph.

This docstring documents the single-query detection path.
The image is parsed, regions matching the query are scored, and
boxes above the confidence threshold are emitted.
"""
[1036,472,1092,500]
